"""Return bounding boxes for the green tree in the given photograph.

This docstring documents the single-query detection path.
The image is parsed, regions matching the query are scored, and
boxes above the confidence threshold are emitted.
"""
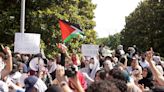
[96,33,121,49]
[121,0,164,56]
[0,0,96,56]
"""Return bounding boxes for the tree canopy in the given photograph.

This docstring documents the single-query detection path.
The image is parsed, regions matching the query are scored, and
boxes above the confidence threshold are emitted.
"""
[0,0,97,56]
[96,33,121,50]
[121,0,164,56]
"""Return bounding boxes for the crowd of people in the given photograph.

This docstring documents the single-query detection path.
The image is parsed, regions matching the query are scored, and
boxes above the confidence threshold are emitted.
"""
[0,44,164,92]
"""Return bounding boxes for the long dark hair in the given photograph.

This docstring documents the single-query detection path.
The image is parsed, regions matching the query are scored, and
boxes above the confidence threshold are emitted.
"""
[143,67,153,81]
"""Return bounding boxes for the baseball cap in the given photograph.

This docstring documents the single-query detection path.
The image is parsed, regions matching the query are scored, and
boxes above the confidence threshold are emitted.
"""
[24,76,38,92]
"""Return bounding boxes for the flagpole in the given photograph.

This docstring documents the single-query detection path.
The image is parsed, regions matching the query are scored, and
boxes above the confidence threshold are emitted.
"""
[20,0,26,33]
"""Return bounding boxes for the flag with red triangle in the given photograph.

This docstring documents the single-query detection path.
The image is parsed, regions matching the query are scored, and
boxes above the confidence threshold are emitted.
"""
[59,20,84,42]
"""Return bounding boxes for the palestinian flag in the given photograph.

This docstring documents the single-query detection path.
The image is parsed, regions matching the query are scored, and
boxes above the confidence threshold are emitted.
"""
[59,20,84,42]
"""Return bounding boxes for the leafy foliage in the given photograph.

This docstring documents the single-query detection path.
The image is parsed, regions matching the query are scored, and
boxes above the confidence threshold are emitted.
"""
[121,0,164,56]
[0,0,96,56]
[96,33,121,49]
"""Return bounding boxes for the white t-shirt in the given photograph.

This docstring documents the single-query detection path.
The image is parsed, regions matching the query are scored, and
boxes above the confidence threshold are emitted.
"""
[139,60,149,68]
[9,72,22,84]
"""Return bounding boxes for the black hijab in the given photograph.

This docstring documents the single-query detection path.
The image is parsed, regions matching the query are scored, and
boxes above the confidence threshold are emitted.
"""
[138,67,154,88]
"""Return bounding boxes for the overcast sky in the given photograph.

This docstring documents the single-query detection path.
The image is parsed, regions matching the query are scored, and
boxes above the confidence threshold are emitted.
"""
[92,0,142,38]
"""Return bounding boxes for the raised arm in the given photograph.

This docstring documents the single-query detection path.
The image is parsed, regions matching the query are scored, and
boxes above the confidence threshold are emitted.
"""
[146,48,164,86]
[1,47,12,79]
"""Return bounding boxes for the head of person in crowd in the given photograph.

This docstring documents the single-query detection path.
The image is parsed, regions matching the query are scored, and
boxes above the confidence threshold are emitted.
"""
[88,57,100,80]
[99,44,105,56]
[130,57,142,81]
[24,75,47,92]
[89,58,95,70]
[130,57,139,69]
[86,80,121,92]
[80,56,85,68]
[71,52,80,66]
[108,67,130,83]
[128,47,136,57]
[138,67,154,89]
[10,63,18,75]
[83,59,90,68]
[21,54,29,63]
[65,57,73,68]
[17,62,27,73]
[103,56,113,72]
[115,45,125,59]
[117,45,125,55]
[71,52,76,59]
[142,67,153,79]
[94,69,107,82]
[14,53,22,62]
[141,53,146,62]
[117,45,123,50]
[109,78,127,92]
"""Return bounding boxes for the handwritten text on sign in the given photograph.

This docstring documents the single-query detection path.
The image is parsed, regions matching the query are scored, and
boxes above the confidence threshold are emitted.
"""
[14,33,40,54]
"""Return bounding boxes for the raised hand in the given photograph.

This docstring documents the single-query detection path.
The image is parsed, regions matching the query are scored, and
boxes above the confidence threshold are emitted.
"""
[57,43,67,53]
[3,46,12,56]
[146,48,153,62]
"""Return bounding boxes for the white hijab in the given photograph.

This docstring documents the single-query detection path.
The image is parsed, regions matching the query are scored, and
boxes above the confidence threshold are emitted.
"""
[90,57,100,79]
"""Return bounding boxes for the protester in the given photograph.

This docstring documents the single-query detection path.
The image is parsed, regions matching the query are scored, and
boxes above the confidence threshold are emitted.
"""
[146,48,164,86]
[0,42,164,92]
[103,56,113,72]
[94,69,107,81]
[24,75,47,92]
[139,53,149,68]
[138,67,154,89]
[126,57,142,83]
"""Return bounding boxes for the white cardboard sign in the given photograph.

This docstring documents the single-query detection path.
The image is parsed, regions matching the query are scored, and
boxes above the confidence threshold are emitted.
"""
[81,44,99,56]
[14,33,40,54]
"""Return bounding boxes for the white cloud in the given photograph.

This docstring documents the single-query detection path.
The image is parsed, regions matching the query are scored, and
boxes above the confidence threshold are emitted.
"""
[92,0,142,38]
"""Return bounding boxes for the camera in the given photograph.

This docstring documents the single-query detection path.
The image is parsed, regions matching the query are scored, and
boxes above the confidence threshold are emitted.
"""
[65,65,77,77]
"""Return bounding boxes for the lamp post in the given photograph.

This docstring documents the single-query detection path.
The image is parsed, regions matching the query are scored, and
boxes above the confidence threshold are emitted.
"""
[20,0,25,33]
